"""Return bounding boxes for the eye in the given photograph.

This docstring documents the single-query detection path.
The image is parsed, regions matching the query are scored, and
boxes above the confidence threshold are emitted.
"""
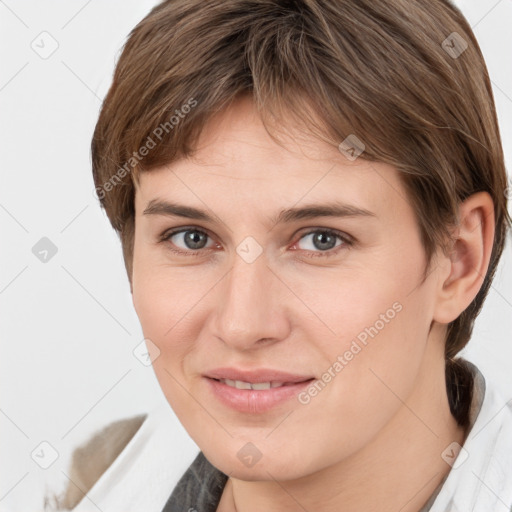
[159,226,353,258]
[160,227,217,256]
[291,229,352,258]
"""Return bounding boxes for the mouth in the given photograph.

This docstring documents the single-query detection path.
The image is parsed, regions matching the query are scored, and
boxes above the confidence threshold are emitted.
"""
[203,367,315,384]
[203,373,316,414]
[211,377,314,390]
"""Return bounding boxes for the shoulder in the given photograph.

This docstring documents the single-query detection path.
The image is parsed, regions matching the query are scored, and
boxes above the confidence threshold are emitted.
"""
[51,413,147,511]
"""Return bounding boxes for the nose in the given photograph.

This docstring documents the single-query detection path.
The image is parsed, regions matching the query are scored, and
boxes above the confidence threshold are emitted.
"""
[211,249,291,351]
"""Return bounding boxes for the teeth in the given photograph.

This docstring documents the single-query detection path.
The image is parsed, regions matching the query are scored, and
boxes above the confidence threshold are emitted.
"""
[219,379,285,390]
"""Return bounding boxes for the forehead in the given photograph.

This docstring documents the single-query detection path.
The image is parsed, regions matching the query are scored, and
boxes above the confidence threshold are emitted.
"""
[134,96,409,222]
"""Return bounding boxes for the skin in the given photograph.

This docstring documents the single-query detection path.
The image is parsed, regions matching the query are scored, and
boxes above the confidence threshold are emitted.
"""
[131,94,495,512]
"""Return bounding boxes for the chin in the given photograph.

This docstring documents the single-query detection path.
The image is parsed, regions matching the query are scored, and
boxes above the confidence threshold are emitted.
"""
[202,444,315,482]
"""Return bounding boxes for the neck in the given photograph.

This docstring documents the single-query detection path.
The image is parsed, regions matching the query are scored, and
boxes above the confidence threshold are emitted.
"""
[218,327,467,512]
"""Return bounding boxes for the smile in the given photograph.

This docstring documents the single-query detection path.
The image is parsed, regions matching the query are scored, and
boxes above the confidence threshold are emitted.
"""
[205,376,316,413]
[217,378,295,390]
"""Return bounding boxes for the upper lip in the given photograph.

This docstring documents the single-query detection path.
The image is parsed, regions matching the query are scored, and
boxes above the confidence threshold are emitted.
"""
[204,367,315,384]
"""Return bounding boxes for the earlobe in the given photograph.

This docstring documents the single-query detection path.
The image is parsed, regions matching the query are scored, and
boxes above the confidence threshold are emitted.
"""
[433,192,495,324]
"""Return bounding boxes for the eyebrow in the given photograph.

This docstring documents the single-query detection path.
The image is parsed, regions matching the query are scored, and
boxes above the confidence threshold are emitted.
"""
[143,199,376,225]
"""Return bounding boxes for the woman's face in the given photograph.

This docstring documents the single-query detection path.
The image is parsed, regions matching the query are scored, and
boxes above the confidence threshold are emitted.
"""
[131,95,444,480]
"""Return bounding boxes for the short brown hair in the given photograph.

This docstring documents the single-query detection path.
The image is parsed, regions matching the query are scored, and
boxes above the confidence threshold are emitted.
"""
[92,0,510,376]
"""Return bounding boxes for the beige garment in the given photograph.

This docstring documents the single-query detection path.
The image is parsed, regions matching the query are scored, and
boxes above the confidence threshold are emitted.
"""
[50,413,147,510]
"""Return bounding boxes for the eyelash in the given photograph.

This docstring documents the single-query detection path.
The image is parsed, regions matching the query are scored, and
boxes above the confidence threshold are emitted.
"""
[158,227,353,259]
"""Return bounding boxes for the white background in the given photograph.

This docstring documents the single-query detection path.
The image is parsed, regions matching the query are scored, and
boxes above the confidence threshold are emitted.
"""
[1,1,511,510]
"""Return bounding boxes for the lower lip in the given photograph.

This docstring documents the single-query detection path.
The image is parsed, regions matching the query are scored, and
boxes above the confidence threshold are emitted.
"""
[204,377,315,414]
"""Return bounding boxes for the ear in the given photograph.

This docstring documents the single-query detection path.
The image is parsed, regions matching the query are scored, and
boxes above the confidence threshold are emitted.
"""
[432,191,495,324]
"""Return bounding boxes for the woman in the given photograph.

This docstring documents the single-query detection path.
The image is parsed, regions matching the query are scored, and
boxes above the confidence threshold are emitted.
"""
[49,0,512,510]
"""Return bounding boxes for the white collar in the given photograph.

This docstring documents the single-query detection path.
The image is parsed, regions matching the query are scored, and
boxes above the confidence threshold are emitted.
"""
[427,361,512,511]
[71,401,199,511]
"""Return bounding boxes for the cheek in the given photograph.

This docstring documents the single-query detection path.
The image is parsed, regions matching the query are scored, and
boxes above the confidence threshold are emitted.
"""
[292,300,430,470]
[306,250,433,424]
[132,265,200,413]
[132,269,168,340]
[131,253,213,383]
[132,275,197,367]
[300,260,419,357]
[131,242,202,341]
